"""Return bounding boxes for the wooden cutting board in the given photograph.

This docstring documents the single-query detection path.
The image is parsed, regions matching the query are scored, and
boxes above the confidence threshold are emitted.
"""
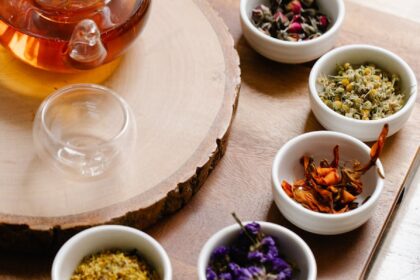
[0,0,240,251]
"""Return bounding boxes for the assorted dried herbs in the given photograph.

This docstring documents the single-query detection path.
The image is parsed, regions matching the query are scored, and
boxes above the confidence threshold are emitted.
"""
[71,249,159,280]
[206,214,295,280]
[318,63,405,120]
[281,124,388,214]
[252,0,330,41]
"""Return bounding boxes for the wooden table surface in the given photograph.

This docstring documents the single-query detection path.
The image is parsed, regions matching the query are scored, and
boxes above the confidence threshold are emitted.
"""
[0,0,419,279]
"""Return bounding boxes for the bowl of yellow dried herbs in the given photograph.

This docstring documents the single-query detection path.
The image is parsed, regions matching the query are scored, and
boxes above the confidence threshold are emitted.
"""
[309,44,417,142]
[240,0,345,63]
[272,126,387,235]
[52,225,172,280]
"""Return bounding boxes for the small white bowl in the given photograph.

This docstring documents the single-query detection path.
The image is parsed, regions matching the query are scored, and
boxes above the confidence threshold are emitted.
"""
[309,44,418,142]
[272,131,384,235]
[240,0,345,63]
[51,225,172,280]
[198,221,317,280]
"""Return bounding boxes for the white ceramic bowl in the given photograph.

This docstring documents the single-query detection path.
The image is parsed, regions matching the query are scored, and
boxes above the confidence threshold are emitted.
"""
[309,44,418,142]
[272,131,385,235]
[198,221,317,280]
[51,225,172,280]
[240,0,345,63]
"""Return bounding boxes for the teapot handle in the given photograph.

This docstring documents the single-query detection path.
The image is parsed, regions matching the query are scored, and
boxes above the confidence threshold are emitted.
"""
[67,19,107,69]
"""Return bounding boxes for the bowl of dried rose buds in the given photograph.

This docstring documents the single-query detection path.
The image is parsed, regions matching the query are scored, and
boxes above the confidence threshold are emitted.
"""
[198,215,317,280]
[309,44,418,142]
[52,225,172,280]
[272,126,388,235]
[240,0,345,63]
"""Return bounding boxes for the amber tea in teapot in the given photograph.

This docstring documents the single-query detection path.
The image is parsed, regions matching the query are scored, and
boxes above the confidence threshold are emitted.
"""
[0,0,151,72]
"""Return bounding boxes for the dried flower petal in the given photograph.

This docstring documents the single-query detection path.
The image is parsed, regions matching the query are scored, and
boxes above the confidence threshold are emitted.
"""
[244,222,261,236]
[218,272,233,280]
[273,11,289,25]
[281,181,293,198]
[318,15,329,30]
[206,267,218,280]
[207,220,293,280]
[252,0,330,41]
[280,125,388,214]
[286,0,302,14]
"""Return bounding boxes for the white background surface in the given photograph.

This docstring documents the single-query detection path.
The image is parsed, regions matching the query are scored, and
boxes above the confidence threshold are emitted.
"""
[346,1,420,279]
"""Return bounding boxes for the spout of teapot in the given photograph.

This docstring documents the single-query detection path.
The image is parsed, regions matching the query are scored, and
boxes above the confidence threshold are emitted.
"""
[67,19,107,69]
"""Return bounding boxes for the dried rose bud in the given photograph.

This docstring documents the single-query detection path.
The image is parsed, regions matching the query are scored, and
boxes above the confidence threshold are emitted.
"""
[251,0,330,42]
[288,22,302,33]
[252,8,264,24]
[318,15,329,30]
[273,11,289,25]
[286,0,302,14]
[291,14,302,23]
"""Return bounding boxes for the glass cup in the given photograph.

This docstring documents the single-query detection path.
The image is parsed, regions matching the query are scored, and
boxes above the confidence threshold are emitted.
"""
[33,84,136,178]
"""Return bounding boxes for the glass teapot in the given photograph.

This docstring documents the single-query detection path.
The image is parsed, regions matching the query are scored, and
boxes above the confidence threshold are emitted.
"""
[0,0,151,72]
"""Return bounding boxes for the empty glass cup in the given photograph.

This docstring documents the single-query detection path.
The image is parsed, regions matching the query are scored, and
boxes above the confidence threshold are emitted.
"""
[33,84,136,178]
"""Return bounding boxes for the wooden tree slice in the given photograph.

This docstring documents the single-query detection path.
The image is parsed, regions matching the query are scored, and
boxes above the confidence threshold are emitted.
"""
[0,0,240,251]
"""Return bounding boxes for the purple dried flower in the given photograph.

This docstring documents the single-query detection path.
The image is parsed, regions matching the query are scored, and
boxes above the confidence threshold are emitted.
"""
[227,262,241,274]
[206,267,218,280]
[232,267,254,279]
[261,236,279,258]
[271,257,292,274]
[207,217,295,280]
[247,266,265,277]
[276,268,293,280]
[244,222,261,237]
[211,246,230,261]
[248,250,264,262]
[218,272,233,280]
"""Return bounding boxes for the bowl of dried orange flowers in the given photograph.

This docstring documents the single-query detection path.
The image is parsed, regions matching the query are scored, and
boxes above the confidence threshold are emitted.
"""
[272,125,388,235]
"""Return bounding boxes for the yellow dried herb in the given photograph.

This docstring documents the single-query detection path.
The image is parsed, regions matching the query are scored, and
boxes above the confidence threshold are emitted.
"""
[318,63,405,120]
[71,250,160,280]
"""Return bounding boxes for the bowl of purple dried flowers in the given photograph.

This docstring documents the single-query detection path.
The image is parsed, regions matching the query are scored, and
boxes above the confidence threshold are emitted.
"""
[198,215,316,280]
[240,0,345,63]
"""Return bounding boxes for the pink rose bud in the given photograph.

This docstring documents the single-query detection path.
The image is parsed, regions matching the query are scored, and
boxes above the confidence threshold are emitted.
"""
[318,15,329,29]
[288,22,302,33]
[273,11,288,25]
[291,14,302,23]
[286,0,302,14]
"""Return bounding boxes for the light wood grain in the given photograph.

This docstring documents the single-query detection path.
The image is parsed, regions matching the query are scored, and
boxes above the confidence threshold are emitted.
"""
[0,0,240,250]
